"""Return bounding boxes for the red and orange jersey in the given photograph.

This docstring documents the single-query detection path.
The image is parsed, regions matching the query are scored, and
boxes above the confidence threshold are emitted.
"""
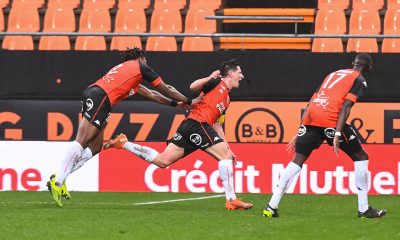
[92,60,163,106]
[188,79,230,126]
[303,68,367,128]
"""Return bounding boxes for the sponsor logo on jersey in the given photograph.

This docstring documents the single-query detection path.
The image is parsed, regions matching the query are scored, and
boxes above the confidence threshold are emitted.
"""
[313,91,330,109]
[190,134,202,145]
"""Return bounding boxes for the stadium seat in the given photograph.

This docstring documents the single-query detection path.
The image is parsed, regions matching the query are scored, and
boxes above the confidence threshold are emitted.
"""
[2,36,34,50]
[47,0,80,9]
[0,0,9,9]
[111,8,145,51]
[387,0,400,9]
[79,7,111,32]
[382,39,400,52]
[384,9,400,34]
[312,38,343,52]
[83,0,115,9]
[349,9,381,34]
[75,36,107,50]
[154,0,186,9]
[146,37,177,51]
[150,8,182,33]
[0,9,3,31]
[7,5,40,32]
[314,9,346,34]
[39,36,71,50]
[182,37,213,51]
[185,8,216,33]
[318,0,349,10]
[346,38,378,52]
[352,0,384,10]
[12,0,44,9]
[118,0,150,9]
[189,0,221,10]
[44,7,75,32]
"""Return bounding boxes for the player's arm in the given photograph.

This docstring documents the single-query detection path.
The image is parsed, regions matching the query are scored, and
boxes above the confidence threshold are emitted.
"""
[190,70,220,92]
[137,85,186,109]
[140,63,192,104]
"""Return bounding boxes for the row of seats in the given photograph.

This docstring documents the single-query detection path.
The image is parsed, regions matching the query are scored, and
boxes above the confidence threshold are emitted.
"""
[318,0,400,10]
[1,5,217,50]
[0,0,221,10]
[312,38,400,52]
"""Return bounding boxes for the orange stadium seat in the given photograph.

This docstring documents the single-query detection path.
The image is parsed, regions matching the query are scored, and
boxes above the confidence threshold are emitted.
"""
[2,36,34,50]
[318,0,349,10]
[39,36,71,50]
[48,0,80,9]
[118,0,150,9]
[154,0,186,9]
[382,39,400,52]
[349,9,381,34]
[312,38,343,52]
[146,37,177,51]
[352,0,384,10]
[150,8,182,33]
[189,0,221,10]
[79,7,111,32]
[182,37,213,51]
[12,0,44,9]
[111,8,146,50]
[314,9,346,34]
[384,9,400,34]
[0,0,9,8]
[185,8,216,33]
[75,36,107,50]
[0,9,3,31]
[83,0,115,9]
[387,0,400,9]
[347,38,378,52]
[7,5,40,32]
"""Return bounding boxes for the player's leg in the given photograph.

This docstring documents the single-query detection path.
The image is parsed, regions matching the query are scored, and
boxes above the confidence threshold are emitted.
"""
[263,125,323,217]
[338,124,386,218]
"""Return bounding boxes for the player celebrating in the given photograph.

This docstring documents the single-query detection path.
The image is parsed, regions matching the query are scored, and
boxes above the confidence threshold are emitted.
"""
[47,47,192,207]
[263,53,386,218]
[104,59,253,210]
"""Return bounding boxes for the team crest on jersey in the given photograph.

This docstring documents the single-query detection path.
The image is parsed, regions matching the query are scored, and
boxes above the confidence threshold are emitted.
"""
[86,98,94,111]
[173,133,182,141]
[324,128,336,138]
[190,134,202,145]
[298,125,306,136]
[313,90,330,109]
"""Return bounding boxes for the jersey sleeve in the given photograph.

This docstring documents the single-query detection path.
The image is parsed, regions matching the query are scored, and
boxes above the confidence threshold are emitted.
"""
[345,75,367,103]
[139,62,163,87]
[202,79,221,94]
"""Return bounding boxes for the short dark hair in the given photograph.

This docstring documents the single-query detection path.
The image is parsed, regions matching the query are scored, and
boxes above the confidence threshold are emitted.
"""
[219,59,240,77]
[120,47,146,62]
[355,53,372,66]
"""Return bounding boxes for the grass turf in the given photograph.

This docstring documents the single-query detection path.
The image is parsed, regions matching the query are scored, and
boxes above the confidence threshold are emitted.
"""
[0,192,398,240]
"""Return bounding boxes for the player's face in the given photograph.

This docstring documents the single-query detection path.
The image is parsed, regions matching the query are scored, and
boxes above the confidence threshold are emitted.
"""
[230,66,244,88]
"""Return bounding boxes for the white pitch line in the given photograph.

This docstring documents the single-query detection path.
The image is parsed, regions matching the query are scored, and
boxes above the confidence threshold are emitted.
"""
[0,194,225,206]
[133,194,225,205]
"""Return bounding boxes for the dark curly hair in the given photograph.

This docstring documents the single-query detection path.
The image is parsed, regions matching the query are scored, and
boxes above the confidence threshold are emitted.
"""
[219,59,240,77]
[120,47,146,62]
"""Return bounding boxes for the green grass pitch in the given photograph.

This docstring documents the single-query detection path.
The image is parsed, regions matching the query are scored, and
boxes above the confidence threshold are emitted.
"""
[0,192,399,240]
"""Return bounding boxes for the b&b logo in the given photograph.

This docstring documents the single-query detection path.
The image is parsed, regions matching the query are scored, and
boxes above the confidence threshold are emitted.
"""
[235,108,284,142]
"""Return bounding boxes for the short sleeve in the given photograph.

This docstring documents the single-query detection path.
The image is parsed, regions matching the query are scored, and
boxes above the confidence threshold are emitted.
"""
[139,62,162,86]
[346,75,367,102]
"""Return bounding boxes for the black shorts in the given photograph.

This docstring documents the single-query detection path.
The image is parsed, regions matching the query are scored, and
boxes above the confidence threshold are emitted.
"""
[168,119,225,156]
[295,124,362,157]
[81,86,111,129]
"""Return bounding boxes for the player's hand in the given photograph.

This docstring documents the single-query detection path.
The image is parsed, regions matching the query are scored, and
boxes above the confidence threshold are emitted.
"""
[209,70,221,79]
[191,95,204,105]
[333,136,340,157]
[286,134,297,153]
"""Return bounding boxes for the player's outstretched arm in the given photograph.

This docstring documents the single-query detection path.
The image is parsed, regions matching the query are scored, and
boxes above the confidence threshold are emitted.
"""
[153,81,191,104]
[190,70,220,92]
[137,85,187,109]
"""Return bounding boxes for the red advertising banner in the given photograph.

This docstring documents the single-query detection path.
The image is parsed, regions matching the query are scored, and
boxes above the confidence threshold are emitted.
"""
[99,143,400,195]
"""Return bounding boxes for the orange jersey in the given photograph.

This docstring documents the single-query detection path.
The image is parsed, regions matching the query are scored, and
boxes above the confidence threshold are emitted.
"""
[303,69,367,127]
[188,79,230,126]
[92,60,163,106]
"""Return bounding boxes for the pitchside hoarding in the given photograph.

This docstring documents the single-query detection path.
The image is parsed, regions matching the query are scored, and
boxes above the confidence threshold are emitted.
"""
[1,141,399,195]
[0,100,400,143]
